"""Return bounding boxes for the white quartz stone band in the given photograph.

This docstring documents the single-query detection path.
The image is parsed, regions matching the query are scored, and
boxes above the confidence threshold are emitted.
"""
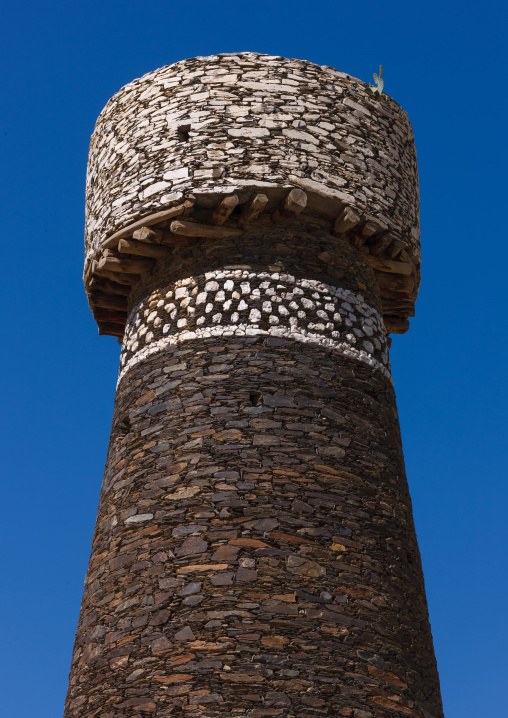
[119,271,390,383]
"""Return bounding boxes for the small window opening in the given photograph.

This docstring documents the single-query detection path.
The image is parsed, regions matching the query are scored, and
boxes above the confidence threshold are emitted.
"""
[177,124,191,142]
[249,391,262,407]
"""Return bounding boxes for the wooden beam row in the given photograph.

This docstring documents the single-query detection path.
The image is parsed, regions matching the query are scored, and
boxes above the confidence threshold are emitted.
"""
[89,188,418,337]
[103,199,195,248]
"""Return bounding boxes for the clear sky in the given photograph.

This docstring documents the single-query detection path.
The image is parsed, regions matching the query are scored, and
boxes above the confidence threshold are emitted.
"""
[1,1,506,716]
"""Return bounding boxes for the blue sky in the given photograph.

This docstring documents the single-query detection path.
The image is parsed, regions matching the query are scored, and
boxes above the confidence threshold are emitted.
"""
[1,1,506,716]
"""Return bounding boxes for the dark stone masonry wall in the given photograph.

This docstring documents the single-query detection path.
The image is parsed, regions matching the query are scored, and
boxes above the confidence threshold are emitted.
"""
[65,226,443,718]
[65,339,442,718]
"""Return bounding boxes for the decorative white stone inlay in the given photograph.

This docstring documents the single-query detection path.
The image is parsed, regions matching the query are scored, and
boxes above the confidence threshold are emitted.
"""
[118,271,390,384]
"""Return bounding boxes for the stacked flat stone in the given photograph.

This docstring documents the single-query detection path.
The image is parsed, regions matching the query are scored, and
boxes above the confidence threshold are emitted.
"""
[67,53,443,718]
[85,53,419,266]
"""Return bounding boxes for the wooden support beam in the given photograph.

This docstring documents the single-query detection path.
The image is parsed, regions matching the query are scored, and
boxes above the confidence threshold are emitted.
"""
[118,238,170,259]
[384,316,410,334]
[332,206,360,236]
[90,290,128,312]
[387,239,408,259]
[348,222,377,249]
[239,193,268,227]
[133,226,163,244]
[88,276,131,296]
[170,219,243,239]
[368,232,396,256]
[131,227,195,248]
[93,266,138,285]
[93,308,127,325]
[104,201,196,248]
[381,299,415,317]
[376,271,415,296]
[272,188,307,225]
[349,221,379,248]
[209,195,239,225]
[360,221,379,239]
[97,255,155,275]
[364,255,413,276]
[102,248,122,259]
[98,323,124,338]
[182,198,195,217]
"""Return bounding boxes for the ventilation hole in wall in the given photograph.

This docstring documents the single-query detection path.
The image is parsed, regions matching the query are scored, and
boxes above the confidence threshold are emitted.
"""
[177,124,191,142]
[249,391,262,407]
[116,415,132,437]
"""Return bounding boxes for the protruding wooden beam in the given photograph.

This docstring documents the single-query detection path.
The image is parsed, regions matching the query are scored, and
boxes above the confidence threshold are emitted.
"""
[272,188,307,225]
[98,323,124,338]
[97,255,155,275]
[118,238,170,259]
[182,198,195,217]
[381,299,415,317]
[170,219,243,239]
[132,227,195,248]
[360,221,380,239]
[209,195,239,226]
[133,226,163,244]
[369,232,396,256]
[93,308,127,325]
[384,316,410,334]
[93,266,138,285]
[239,193,268,227]
[348,220,386,249]
[90,290,128,312]
[88,276,131,296]
[332,206,360,236]
[349,220,379,248]
[387,239,408,259]
[376,271,415,296]
[364,255,413,276]
[104,201,196,248]
[102,248,122,259]
[398,249,412,264]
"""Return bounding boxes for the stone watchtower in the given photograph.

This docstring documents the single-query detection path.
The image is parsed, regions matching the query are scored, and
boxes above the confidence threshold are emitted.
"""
[65,53,443,718]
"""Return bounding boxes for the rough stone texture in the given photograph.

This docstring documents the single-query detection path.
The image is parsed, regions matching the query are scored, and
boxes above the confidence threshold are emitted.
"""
[66,226,443,717]
[118,220,391,383]
[66,338,442,718]
[66,54,443,718]
[84,52,420,270]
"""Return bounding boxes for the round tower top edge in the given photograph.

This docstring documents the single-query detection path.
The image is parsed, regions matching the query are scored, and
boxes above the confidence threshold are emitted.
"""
[85,52,420,269]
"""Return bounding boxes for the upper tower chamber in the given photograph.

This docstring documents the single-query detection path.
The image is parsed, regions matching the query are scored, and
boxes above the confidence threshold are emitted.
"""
[84,52,420,339]
[66,53,443,718]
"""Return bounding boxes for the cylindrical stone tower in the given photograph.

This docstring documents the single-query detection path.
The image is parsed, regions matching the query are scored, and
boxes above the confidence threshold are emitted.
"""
[66,53,443,718]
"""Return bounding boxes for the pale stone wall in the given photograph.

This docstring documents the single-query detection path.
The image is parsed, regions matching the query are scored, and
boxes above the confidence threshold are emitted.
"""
[85,52,420,264]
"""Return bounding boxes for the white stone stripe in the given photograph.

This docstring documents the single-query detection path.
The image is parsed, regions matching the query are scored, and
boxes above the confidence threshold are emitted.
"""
[118,271,391,384]
[117,323,391,385]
